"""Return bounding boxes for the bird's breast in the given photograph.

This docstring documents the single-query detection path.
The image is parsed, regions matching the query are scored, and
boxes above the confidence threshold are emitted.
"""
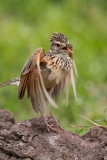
[41,56,72,89]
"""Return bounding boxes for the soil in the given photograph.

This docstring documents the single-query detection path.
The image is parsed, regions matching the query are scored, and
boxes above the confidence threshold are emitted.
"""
[0,109,107,160]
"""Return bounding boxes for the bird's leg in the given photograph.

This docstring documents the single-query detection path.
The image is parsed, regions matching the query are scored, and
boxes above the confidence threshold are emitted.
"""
[50,112,65,131]
[39,109,58,132]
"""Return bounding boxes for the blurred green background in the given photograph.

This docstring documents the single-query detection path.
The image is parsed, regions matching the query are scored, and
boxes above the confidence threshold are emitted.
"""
[0,0,107,133]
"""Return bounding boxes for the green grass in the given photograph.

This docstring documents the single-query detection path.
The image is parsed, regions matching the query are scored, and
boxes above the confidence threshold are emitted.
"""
[0,0,107,132]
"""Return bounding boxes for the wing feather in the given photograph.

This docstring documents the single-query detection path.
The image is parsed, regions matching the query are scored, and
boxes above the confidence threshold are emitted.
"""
[51,59,77,105]
[19,75,28,99]
[18,48,58,114]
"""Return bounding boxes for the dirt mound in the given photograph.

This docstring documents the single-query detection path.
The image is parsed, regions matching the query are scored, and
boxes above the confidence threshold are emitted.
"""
[0,110,107,160]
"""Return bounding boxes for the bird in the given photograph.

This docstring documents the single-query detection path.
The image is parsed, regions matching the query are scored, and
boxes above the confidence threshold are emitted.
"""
[0,32,77,131]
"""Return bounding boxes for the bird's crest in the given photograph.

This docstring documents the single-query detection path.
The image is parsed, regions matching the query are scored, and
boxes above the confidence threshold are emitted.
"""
[50,32,69,43]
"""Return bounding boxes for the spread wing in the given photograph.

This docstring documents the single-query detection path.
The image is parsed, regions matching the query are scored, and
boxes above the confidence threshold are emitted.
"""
[51,60,78,106]
[18,48,57,113]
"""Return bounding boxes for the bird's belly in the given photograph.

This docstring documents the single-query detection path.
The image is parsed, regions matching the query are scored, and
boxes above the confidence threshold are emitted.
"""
[41,66,68,89]
[48,68,68,85]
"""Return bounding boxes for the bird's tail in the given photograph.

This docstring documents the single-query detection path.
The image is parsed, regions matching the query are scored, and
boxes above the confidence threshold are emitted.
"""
[0,77,20,88]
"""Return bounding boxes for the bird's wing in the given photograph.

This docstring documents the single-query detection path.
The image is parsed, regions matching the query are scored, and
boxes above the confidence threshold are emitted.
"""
[18,48,57,113]
[51,59,77,106]
[0,78,20,87]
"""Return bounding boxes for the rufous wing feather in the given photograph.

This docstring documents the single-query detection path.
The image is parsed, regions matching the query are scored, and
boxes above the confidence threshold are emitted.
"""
[18,48,58,114]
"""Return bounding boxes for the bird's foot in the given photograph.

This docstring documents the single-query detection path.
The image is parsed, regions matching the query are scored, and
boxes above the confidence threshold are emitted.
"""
[44,121,59,132]
[50,113,65,131]
[43,114,65,133]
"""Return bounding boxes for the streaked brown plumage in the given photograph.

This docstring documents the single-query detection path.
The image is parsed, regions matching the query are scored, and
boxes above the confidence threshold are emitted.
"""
[0,32,77,131]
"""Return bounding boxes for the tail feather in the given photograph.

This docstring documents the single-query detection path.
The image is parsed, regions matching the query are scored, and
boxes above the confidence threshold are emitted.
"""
[0,78,20,88]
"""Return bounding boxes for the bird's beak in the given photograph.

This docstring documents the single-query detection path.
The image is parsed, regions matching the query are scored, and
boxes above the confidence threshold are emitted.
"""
[66,44,73,59]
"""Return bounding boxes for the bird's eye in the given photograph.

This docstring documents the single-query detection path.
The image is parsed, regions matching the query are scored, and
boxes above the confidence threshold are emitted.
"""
[56,43,60,47]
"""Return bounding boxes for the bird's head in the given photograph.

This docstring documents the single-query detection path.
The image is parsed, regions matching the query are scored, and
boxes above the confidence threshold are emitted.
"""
[50,32,73,59]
